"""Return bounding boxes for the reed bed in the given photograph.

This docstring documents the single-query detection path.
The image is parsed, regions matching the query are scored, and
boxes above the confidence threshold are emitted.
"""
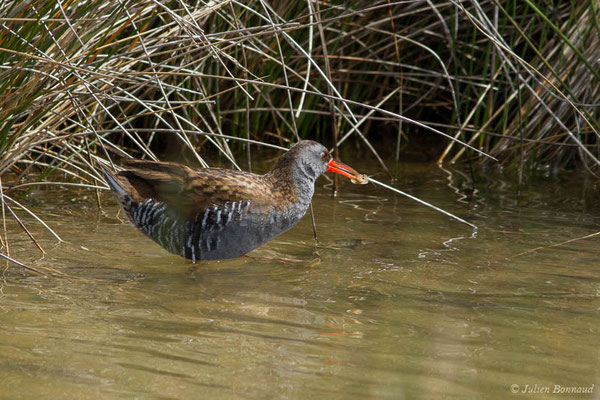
[0,0,598,266]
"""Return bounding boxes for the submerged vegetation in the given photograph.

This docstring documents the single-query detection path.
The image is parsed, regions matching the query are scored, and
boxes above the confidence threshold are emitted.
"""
[0,0,599,263]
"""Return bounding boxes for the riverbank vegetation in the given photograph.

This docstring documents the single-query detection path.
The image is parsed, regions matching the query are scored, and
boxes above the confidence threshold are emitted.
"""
[0,0,599,263]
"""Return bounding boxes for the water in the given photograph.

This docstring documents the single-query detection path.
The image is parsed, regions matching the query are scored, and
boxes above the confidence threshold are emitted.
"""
[1,162,599,399]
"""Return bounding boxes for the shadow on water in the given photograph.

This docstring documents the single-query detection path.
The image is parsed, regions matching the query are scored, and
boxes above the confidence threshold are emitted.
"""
[1,161,599,399]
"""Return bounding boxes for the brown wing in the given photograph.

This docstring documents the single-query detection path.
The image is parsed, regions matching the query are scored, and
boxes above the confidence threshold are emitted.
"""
[118,159,276,220]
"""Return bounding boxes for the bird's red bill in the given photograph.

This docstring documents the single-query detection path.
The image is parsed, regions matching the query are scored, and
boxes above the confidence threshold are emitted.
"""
[327,159,361,181]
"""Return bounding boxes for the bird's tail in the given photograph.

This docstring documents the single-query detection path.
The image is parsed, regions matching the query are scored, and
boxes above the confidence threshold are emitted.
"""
[99,164,127,198]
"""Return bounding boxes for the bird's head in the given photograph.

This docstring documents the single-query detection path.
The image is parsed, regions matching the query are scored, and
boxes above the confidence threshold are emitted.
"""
[275,140,364,183]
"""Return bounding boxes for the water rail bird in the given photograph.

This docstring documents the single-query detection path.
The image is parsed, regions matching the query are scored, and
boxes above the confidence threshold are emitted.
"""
[101,140,367,261]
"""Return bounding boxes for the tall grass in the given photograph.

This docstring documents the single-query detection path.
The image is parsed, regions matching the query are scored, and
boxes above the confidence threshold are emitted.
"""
[0,0,598,263]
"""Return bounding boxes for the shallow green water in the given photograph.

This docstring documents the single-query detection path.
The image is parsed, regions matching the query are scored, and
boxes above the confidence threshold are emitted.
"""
[1,163,599,399]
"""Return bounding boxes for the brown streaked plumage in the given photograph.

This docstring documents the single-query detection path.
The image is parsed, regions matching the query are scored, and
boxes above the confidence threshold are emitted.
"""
[101,140,365,261]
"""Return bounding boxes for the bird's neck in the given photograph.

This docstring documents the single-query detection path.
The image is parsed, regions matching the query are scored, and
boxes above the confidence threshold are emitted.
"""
[266,164,315,210]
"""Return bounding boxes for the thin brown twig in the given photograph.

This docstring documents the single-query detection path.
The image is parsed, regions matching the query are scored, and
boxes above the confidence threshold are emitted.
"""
[508,231,600,259]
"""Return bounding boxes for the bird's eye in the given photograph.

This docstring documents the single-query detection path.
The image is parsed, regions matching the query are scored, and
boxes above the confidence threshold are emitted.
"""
[321,152,328,161]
